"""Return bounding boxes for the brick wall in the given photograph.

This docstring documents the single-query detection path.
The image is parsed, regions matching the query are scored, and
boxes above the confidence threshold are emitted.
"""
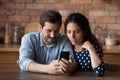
[0,0,120,43]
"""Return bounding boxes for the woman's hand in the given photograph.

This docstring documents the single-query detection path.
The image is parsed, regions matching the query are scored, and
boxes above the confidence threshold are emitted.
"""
[81,41,94,51]
[68,57,77,72]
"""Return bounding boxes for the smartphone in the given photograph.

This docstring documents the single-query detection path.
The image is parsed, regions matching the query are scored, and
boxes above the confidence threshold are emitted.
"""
[59,51,70,60]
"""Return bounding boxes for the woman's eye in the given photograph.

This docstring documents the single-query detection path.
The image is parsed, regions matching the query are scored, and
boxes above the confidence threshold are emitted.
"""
[75,31,80,33]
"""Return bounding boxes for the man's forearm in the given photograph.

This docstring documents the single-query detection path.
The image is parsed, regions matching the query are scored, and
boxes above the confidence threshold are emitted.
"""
[28,61,49,73]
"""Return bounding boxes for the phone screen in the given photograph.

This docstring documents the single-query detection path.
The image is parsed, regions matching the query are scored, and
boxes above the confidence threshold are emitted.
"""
[59,51,70,60]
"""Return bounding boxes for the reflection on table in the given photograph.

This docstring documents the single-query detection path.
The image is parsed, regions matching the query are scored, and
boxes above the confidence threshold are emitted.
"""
[0,64,120,80]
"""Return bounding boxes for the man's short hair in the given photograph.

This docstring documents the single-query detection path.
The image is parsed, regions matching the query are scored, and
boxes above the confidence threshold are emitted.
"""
[40,10,62,28]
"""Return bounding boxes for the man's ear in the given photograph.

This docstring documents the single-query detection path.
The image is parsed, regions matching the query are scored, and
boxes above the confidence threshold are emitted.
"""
[39,25,42,31]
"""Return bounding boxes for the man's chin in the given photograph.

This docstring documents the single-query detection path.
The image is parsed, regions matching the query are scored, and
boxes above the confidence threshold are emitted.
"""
[47,40,56,44]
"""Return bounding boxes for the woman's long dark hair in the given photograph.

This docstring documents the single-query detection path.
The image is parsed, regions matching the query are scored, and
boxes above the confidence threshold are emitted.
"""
[64,13,101,46]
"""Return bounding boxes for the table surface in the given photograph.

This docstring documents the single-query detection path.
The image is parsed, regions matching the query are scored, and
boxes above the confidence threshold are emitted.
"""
[0,64,120,80]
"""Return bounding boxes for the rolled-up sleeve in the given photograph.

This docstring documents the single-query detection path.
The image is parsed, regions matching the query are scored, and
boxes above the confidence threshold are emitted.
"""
[19,34,35,71]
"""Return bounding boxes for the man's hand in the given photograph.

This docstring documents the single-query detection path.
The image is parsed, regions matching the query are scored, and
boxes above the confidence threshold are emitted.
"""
[59,57,76,73]
[47,60,63,74]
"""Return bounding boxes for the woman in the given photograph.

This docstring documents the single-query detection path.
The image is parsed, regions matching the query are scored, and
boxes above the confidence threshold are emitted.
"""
[64,13,105,76]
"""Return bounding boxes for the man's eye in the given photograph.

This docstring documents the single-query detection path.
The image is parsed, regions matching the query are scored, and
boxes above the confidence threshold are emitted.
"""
[54,30,59,33]
[46,30,51,32]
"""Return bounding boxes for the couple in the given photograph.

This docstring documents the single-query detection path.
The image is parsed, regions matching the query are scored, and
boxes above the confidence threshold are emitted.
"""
[19,10,104,76]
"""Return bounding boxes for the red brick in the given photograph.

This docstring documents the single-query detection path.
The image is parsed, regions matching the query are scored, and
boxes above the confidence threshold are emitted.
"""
[92,0,111,4]
[1,0,11,2]
[88,17,95,23]
[112,0,120,4]
[26,4,45,9]
[0,0,120,38]
[95,17,115,23]
[0,9,14,15]
[110,11,120,17]
[6,9,16,15]
[0,22,5,27]
[85,4,105,10]
[36,10,45,15]
[0,10,7,15]
[63,4,84,10]
[71,0,91,4]
[13,0,33,3]
[77,11,89,16]
[107,24,120,30]
[47,4,63,10]
[55,0,69,3]
[89,11,109,17]
[30,16,40,22]
[0,16,8,22]
[17,10,37,15]
[9,16,30,23]
[35,0,54,3]
[5,3,25,9]
[117,17,120,23]
[105,5,120,10]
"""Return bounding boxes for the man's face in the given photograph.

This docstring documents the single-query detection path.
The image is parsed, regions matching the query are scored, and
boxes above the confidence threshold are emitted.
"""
[41,22,60,45]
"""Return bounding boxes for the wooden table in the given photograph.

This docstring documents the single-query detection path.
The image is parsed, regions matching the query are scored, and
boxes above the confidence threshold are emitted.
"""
[0,64,120,80]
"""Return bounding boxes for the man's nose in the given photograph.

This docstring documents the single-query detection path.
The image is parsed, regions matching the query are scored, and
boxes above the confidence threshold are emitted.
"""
[50,32,55,38]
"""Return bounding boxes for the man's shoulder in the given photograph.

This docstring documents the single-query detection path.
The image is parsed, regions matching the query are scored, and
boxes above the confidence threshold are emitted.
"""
[21,32,41,46]
[23,32,40,38]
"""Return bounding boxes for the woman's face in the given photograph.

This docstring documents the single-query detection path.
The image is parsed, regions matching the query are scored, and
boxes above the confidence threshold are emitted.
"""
[66,22,85,45]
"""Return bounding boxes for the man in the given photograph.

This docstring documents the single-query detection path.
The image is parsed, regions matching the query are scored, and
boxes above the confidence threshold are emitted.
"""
[19,10,76,74]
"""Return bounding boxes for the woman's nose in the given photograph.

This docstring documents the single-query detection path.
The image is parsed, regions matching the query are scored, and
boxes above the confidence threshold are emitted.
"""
[71,33,75,38]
